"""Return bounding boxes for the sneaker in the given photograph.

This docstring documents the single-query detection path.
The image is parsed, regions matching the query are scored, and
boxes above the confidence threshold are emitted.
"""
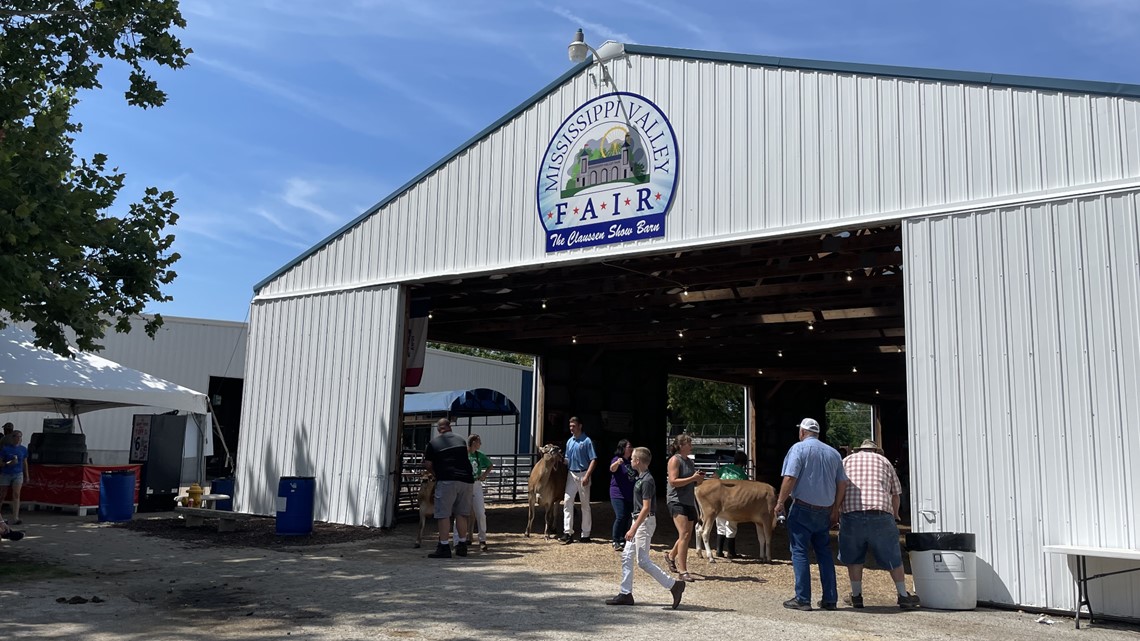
[560,535,574,545]
[480,542,488,552]
[427,543,452,558]
[613,542,625,552]
[783,598,812,611]
[670,579,686,609]
[579,536,592,544]
[897,593,921,609]
[843,594,864,609]
[605,592,635,606]
[454,541,468,557]
[816,600,837,611]
[1,529,23,541]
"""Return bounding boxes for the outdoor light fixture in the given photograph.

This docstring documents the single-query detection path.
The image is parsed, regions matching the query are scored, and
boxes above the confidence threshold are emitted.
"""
[567,29,634,128]
[568,28,626,66]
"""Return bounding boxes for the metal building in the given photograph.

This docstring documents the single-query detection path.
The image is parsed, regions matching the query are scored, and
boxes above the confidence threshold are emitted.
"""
[238,44,1139,618]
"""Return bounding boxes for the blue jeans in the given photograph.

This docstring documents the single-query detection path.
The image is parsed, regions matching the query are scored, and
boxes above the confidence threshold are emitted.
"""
[787,503,838,605]
[611,497,632,544]
[838,511,903,569]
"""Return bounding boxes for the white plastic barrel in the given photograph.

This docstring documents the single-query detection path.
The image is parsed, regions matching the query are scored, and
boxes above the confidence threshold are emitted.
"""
[906,532,978,610]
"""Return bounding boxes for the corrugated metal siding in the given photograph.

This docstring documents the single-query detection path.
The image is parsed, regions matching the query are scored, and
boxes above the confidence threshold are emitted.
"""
[904,191,1140,617]
[410,348,531,454]
[235,287,405,527]
[258,55,1140,299]
[0,316,246,463]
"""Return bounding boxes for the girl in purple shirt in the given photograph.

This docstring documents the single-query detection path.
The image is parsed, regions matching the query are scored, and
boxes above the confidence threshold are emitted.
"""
[608,439,635,551]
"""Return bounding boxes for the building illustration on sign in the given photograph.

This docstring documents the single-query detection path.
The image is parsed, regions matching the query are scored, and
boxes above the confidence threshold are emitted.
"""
[572,135,638,192]
[536,92,678,253]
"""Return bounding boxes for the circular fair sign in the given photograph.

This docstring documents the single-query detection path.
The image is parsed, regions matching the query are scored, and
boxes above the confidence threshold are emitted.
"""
[536,92,679,252]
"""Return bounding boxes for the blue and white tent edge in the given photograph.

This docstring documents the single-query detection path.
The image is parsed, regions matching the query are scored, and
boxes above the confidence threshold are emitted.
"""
[404,388,518,416]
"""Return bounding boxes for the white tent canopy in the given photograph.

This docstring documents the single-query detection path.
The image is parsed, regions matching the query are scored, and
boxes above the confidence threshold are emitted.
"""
[0,324,208,415]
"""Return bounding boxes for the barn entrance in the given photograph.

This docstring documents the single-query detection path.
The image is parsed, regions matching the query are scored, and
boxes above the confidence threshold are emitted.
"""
[414,224,907,503]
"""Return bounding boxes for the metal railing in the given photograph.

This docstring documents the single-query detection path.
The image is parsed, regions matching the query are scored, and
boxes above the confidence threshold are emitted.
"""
[397,451,538,515]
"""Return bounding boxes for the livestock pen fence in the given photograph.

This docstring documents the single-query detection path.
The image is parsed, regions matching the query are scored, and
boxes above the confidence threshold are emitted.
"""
[397,451,538,517]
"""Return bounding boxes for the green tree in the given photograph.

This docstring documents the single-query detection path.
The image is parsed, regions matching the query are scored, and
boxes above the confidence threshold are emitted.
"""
[667,376,744,427]
[0,1,190,355]
[825,399,872,447]
[428,342,534,367]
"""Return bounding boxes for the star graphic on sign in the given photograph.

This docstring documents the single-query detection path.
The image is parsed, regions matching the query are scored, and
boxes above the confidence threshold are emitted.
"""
[600,202,607,210]
[547,211,553,219]
[655,192,662,200]
[624,198,631,205]
[573,207,579,214]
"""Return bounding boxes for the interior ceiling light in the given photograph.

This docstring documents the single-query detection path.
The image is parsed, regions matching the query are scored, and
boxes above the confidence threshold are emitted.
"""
[807,321,815,331]
[541,299,547,309]
[777,350,783,358]
[846,271,853,282]
[851,366,858,373]
[757,369,764,375]
[823,379,829,386]
[676,354,683,361]
[677,330,685,338]
[572,336,577,344]
[875,389,881,395]
[428,312,433,319]
[682,288,689,296]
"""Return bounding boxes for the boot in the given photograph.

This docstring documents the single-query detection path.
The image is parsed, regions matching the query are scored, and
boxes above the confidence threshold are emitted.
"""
[726,537,737,558]
[716,534,727,557]
[427,542,452,558]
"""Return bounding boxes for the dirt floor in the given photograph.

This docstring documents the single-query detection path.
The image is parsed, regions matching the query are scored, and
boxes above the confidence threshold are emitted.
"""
[1,504,1137,641]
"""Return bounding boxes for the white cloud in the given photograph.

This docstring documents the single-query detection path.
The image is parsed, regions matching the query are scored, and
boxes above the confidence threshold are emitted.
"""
[549,7,634,44]
[193,55,392,139]
[280,178,344,225]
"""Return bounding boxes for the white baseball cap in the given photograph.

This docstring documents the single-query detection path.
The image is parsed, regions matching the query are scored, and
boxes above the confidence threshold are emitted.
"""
[797,418,821,433]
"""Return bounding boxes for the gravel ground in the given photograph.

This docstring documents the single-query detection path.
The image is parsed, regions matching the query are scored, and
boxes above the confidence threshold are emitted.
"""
[1,505,1136,640]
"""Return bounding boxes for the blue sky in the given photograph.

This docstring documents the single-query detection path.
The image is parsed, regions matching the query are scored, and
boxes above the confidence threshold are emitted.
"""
[71,0,1140,323]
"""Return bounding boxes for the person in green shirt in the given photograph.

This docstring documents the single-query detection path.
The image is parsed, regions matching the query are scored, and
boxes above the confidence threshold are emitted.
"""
[712,450,749,558]
[467,434,493,551]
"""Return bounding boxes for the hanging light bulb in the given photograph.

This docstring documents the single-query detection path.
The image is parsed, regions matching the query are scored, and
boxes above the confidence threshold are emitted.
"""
[851,366,858,373]
[676,354,683,361]
[757,369,764,375]
[572,336,577,344]
[807,321,815,331]
[678,330,685,338]
[777,350,783,358]
[541,299,547,309]
[875,389,881,395]
[823,379,829,386]
[846,271,853,282]
[681,286,689,296]
[428,311,433,320]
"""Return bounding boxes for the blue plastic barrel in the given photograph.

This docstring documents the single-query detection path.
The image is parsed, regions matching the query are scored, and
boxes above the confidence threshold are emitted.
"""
[276,476,315,536]
[209,478,235,511]
[98,470,137,522]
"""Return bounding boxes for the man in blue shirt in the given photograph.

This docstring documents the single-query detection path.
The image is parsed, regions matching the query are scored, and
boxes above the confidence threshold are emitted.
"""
[774,418,849,611]
[561,416,597,544]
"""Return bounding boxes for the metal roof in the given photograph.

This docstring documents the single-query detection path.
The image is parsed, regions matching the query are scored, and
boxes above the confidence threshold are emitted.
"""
[253,44,1140,294]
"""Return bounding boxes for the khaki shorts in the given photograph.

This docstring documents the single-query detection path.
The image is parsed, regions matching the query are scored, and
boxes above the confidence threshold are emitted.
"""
[433,480,473,520]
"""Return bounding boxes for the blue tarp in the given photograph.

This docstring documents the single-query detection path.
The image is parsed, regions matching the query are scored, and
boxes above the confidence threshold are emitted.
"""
[403,388,518,416]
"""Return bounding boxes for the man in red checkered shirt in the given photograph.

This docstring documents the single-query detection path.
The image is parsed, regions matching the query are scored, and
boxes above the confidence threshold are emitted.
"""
[833,439,920,609]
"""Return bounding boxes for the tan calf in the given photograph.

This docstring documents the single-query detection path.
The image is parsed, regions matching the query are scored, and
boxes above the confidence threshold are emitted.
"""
[524,444,568,538]
[695,479,777,563]
[413,472,436,548]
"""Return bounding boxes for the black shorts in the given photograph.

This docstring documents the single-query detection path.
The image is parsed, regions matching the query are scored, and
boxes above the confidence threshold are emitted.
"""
[669,503,698,521]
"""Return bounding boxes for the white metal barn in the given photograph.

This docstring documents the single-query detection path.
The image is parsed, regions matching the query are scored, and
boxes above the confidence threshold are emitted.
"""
[238,44,1139,618]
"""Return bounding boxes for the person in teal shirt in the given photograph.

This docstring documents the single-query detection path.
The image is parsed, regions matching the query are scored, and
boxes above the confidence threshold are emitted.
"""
[712,450,749,558]
[467,434,493,551]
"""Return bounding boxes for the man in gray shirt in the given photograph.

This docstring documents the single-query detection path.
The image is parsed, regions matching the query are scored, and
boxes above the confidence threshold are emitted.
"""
[423,418,475,558]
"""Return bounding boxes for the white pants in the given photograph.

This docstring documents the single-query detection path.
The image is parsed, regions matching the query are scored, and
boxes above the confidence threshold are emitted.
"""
[715,515,738,538]
[563,471,592,538]
[619,515,675,595]
[451,482,486,544]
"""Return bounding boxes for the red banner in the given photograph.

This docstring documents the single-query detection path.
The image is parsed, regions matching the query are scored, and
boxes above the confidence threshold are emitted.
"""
[23,464,141,508]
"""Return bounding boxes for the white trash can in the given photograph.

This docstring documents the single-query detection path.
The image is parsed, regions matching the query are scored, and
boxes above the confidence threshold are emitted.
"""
[906,532,977,610]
